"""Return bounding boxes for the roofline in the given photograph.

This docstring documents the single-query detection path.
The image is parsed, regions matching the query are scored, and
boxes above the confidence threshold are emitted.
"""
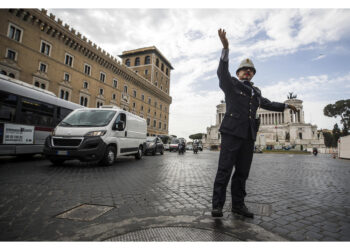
[118,46,174,70]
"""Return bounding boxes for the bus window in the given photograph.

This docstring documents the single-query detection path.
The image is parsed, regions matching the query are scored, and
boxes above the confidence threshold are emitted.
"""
[20,98,55,127]
[0,91,18,122]
[57,107,73,124]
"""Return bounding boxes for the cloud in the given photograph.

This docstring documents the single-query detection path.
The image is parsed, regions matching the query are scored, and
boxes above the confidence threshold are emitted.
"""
[312,54,326,61]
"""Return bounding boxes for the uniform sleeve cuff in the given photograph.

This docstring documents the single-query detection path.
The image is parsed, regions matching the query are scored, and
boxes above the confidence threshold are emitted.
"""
[221,48,229,62]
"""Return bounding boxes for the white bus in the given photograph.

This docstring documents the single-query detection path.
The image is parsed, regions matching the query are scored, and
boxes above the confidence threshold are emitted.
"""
[0,74,82,156]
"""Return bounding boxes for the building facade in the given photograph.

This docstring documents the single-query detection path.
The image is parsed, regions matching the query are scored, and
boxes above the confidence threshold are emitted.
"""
[0,9,173,136]
[203,99,325,151]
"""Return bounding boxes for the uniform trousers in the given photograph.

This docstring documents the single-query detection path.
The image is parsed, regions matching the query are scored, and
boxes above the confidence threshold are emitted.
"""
[212,132,255,209]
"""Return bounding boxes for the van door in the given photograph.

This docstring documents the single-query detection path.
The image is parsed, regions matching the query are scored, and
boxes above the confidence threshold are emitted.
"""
[113,113,137,155]
[113,113,127,155]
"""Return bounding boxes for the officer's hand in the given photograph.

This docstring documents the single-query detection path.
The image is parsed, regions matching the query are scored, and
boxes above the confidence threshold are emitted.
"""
[218,28,229,49]
[288,104,297,112]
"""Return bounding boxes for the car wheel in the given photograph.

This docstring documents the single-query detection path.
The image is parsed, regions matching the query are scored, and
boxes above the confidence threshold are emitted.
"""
[160,149,164,155]
[100,146,116,166]
[135,146,143,160]
[50,158,65,165]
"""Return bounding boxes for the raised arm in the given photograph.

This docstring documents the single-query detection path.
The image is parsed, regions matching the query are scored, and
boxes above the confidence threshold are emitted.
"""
[217,29,234,93]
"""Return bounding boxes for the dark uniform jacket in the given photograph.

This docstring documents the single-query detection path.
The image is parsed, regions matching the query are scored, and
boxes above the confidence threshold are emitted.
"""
[218,59,286,141]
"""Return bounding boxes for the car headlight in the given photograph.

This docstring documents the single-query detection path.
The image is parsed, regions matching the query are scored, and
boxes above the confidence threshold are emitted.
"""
[85,130,107,137]
[147,142,155,147]
[51,128,56,136]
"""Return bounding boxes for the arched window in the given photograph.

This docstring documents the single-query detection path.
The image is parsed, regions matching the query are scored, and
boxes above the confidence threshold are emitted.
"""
[34,82,40,87]
[145,56,150,64]
[9,73,15,78]
[161,63,164,72]
[125,59,130,67]
[135,57,140,66]
[1,70,7,75]
[40,83,46,89]
[124,85,128,93]
[156,58,159,67]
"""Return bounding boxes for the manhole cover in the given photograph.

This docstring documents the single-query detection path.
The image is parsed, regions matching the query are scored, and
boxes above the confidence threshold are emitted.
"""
[106,227,240,241]
[56,204,114,221]
[229,202,272,216]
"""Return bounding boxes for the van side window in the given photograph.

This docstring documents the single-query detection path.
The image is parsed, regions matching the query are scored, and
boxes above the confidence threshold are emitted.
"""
[115,113,126,130]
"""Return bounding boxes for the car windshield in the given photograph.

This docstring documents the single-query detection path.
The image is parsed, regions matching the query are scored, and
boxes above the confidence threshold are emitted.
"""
[60,110,116,127]
[146,137,156,142]
[171,139,179,144]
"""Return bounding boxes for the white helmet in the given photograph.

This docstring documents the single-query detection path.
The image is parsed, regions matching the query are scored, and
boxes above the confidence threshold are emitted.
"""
[236,58,256,75]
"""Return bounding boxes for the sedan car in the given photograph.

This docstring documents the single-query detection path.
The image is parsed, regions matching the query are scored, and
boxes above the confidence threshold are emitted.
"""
[144,136,164,155]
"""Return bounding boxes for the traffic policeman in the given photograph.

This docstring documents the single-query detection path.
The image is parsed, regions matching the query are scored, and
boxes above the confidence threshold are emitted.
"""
[212,29,297,218]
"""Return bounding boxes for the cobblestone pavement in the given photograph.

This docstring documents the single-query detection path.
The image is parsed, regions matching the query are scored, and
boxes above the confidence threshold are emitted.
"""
[0,150,349,241]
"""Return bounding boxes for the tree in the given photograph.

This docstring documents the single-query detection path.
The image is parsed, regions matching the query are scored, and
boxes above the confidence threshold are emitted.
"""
[189,133,204,140]
[324,99,350,135]
[332,123,341,147]
[287,92,297,99]
[323,131,333,148]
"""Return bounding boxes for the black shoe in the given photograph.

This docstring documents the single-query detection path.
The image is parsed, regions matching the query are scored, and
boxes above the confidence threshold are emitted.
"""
[211,208,223,217]
[232,204,254,218]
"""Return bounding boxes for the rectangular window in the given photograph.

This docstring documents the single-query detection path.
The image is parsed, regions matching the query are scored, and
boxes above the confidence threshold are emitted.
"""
[141,105,144,111]
[153,120,156,127]
[141,94,145,101]
[159,122,162,129]
[64,73,70,82]
[147,118,150,126]
[113,79,118,88]
[133,90,137,97]
[83,81,88,89]
[8,23,22,42]
[145,69,148,75]
[112,93,116,100]
[40,41,51,56]
[84,64,91,75]
[133,102,136,108]
[100,72,106,82]
[39,63,47,73]
[6,49,16,60]
[65,53,73,67]
[99,88,104,95]
[148,98,151,105]
[124,85,128,93]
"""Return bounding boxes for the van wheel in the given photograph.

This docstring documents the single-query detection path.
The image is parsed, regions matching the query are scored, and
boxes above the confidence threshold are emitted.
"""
[160,149,164,155]
[135,146,143,160]
[100,146,116,166]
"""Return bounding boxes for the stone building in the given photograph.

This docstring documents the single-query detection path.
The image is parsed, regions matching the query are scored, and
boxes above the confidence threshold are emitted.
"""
[202,99,325,151]
[0,9,173,136]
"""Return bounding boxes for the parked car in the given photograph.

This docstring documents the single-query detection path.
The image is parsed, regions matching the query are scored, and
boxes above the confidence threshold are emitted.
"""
[43,105,146,166]
[169,138,180,152]
[144,136,164,155]
[186,144,193,150]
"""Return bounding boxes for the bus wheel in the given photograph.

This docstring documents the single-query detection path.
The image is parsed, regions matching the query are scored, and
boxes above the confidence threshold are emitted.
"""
[100,146,116,166]
[135,146,143,160]
[50,158,65,165]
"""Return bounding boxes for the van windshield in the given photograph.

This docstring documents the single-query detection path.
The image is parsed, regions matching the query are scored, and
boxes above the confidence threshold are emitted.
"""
[60,110,116,127]
[171,139,179,144]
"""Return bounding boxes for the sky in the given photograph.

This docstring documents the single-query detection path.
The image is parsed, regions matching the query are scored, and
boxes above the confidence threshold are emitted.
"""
[17,2,350,140]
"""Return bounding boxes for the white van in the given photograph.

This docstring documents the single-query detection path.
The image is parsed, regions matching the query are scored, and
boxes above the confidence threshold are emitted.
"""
[43,105,147,165]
